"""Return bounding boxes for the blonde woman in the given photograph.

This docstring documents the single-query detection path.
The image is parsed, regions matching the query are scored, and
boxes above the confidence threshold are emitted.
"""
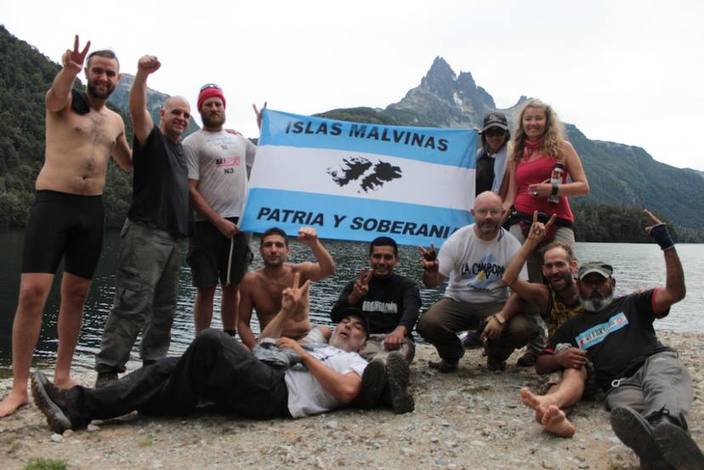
[503,99,589,282]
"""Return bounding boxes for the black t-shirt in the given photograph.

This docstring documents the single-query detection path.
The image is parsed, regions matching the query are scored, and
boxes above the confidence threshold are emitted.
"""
[330,273,421,336]
[550,289,671,391]
[128,127,191,237]
[475,149,495,196]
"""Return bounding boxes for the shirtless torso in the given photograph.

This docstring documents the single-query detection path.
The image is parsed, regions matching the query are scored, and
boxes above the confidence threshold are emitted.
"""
[237,227,336,349]
[39,95,131,195]
[239,263,316,348]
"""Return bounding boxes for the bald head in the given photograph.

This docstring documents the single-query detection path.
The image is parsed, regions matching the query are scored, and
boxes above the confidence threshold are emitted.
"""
[163,96,190,111]
[160,96,191,141]
[471,191,504,240]
[473,191,502,210]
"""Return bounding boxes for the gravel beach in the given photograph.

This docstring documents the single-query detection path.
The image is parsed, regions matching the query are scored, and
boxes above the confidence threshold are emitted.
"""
[1,331,702,470]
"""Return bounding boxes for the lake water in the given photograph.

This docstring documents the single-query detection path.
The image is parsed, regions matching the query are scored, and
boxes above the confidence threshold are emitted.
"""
[0,230,702,372]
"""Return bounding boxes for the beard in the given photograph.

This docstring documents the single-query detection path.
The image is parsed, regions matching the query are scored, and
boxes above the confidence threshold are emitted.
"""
[87,81,114,100]
[202,112,225,128]
[580,292,614,312]
[477,220,500,236]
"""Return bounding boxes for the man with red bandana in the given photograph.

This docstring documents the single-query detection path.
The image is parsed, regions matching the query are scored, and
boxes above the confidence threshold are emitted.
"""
[95,55,192,388]
[183,84,257,336]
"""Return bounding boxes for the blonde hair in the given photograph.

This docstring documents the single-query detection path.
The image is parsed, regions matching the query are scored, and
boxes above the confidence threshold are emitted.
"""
[510,99,567,163]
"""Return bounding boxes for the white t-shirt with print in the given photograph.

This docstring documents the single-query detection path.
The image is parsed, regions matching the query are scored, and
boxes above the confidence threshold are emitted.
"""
[438,224,526,304]
[183,129,256,221]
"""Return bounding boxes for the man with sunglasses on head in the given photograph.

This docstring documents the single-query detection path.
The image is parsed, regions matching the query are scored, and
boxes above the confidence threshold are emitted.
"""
[330,237,420,413]
[183,84,257,337]
[94,55,192,388]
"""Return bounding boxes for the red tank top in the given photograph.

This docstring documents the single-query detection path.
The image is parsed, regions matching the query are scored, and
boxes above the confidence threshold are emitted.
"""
[513,154,574,222]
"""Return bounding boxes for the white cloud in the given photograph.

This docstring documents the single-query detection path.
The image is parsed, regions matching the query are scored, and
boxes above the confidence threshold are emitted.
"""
[2,0,703,169]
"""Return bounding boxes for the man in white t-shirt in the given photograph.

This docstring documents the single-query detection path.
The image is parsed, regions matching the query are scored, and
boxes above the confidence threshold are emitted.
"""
[418,191,539,372]
[183,84,257,335]
[31,276,372,433]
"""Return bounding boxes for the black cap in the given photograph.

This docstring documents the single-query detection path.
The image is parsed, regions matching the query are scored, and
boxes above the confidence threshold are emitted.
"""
[337,306,370,338]
[480,112,509,133]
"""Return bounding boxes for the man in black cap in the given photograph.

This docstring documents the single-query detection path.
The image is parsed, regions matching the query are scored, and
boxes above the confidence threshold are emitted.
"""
[31,274,372,433]
[521,210,703,469]
[475,112,510,197]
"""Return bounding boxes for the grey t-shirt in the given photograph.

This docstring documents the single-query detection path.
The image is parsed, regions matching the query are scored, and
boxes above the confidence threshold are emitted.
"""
[183,129,257,221]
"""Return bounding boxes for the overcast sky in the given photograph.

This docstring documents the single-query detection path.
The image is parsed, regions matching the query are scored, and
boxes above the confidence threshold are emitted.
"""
[3,0,703,170]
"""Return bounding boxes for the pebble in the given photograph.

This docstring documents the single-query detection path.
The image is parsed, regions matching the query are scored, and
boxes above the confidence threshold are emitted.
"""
[87,423,101,432]
[50,433,63,443]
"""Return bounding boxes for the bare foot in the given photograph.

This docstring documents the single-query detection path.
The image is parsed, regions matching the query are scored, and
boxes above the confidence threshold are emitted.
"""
[0,388,30,418]
[54,376,79,390]
[542,405,576,438]
[520,387,548,423]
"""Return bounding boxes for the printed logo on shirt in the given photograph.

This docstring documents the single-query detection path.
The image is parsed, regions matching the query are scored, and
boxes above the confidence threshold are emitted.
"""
[362,300,398,314]
[216,156,242,175]
[574,312,629,350]
[460,253,505,289]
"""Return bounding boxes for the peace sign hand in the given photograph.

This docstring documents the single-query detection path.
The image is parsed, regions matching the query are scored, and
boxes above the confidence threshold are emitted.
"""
[62,35,91,74]
[527,210,556,243]
[352,268,373,298]
[281,272,311,316]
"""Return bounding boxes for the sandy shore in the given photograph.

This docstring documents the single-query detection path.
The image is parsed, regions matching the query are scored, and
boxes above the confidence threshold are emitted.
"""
[1,331,702,470]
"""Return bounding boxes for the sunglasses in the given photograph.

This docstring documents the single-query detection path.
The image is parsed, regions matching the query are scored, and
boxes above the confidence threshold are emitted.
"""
[484,128,507,137]
[200,83,222,92]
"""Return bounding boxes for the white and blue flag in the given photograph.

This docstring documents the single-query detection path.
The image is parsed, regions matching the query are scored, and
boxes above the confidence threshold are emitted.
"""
[240,109,477,246]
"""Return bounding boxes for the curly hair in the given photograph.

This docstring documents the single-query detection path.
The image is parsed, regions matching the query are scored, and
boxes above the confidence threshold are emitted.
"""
[510,99,567,163]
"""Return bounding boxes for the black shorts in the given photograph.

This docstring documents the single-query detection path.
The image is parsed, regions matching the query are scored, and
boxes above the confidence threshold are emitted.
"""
[22,190,104,279]
[187,218,252,289]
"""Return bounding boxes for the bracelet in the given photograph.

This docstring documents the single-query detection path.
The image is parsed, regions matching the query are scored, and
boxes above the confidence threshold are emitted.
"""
[649,224,675,251]
[551,182,559,196]
[490,314,505,325]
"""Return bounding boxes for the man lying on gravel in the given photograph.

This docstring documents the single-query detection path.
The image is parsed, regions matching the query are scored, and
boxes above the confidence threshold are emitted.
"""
[516,210,704,469]
[31,274,404,434]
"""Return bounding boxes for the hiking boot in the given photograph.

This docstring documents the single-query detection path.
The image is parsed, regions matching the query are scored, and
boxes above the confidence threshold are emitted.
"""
[610,406,670,470]
[385,352,414,414]
[428,359,458,373]
[516,350,538,367]
[653,419,704,469]
[95,371,118,389]
[487,356,506,371]
[461,330,483,350]
[352,358,387,409]
[31,372,74,434]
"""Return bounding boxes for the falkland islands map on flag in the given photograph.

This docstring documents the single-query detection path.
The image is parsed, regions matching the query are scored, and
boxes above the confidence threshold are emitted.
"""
[239,109,477,247]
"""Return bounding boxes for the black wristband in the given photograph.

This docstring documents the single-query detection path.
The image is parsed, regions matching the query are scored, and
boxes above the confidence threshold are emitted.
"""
[649,224,674,251]
[551,182,559,196]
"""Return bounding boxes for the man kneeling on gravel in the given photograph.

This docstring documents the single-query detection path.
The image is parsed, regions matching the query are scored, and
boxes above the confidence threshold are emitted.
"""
[520,210,704,469]
[31,274,395,434]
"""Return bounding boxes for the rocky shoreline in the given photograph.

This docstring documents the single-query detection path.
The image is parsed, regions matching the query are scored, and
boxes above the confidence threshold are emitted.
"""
[1,331,702,470]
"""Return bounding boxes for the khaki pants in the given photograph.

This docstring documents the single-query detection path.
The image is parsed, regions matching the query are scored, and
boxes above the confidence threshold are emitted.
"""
[417,297,539,362]
[95,219,187,374]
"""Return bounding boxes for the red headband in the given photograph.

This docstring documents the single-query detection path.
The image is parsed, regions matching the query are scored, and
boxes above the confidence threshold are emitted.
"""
[198,87,226,110]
